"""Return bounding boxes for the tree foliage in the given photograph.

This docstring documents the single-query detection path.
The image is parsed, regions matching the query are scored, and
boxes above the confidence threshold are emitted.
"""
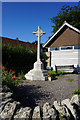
[50,5,80,33]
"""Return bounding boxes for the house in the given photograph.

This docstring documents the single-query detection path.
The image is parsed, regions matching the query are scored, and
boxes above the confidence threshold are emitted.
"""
[43,21,80,72]
[1,36,37,49]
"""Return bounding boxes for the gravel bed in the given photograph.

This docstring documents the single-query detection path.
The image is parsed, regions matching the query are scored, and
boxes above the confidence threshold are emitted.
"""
[12,74,79,108]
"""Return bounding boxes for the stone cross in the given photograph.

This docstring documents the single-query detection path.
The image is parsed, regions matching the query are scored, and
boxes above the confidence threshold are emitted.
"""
[33,26,45,61]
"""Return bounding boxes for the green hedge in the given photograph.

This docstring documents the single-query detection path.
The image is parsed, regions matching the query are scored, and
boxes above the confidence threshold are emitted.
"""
[2,44,47,74]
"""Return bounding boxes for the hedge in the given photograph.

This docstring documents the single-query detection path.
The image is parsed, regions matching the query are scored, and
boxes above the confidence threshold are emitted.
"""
[2,44,47,74]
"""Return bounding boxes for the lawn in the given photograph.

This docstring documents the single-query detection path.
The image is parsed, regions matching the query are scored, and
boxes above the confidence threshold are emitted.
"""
[66,78,74,82]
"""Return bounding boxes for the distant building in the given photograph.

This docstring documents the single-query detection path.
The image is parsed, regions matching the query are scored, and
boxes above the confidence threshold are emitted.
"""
[43,21,80,72]
[1,36,37,49]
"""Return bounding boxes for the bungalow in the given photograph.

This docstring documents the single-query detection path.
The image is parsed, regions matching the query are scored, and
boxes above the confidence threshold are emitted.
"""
[43,21,80,72]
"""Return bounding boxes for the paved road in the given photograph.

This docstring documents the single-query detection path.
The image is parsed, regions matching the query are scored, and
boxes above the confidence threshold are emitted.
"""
[12,74,79,108]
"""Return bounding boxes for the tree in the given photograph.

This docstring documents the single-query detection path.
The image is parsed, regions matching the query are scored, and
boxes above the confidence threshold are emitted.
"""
[50,5,80,33]
[16,37,19,40]
[32,40,43,51]
[32,40,38,44]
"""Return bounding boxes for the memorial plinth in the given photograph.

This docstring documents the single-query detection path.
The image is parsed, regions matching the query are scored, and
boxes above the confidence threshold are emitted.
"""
[25,26,48,80]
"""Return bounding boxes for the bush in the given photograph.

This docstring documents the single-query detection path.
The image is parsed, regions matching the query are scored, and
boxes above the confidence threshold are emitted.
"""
[18,71,26,80]
[2,44,47,74]
[48,70,69,78]
[48,72,52,77]
[2,44,36,74]
[2,69,23,89]
[74,89,80,95]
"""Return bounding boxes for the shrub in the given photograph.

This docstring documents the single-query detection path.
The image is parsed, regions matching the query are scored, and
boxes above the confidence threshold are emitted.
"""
[2,43,47,74]
[48,70,70,77]
[18,71,26,80]
[74,89,80,95]
[48,72,52,77]
[2,69,23,89]
[2,44,36,74]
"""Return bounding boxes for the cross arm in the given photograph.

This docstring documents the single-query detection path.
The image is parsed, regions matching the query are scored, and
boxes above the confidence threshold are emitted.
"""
[32,32,37,34]
[42,32,46,34]
[32,32,45,34]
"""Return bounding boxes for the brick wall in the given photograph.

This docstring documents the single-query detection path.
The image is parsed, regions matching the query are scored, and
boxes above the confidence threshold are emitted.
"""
[1,37,37,49]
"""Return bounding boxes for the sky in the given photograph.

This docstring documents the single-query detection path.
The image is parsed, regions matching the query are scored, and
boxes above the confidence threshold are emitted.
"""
[2,2,79,44]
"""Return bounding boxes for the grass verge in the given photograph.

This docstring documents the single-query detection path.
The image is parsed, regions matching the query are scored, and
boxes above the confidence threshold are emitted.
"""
[66,78,74,82]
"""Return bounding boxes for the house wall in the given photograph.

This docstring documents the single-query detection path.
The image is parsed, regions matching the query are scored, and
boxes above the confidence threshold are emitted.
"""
[51,49,80,71]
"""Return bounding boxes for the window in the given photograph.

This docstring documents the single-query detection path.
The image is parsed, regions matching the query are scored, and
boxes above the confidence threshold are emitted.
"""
[61,46,73,50]
[50,47,59,51]
[74,45,80,49]
[50,46,74,51]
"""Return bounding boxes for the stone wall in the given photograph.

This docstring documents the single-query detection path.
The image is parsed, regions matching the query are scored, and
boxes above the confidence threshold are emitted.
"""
[0,86,80,120]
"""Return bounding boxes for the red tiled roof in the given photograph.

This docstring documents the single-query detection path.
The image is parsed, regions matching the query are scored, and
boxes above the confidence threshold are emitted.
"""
[1,37,37,49]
